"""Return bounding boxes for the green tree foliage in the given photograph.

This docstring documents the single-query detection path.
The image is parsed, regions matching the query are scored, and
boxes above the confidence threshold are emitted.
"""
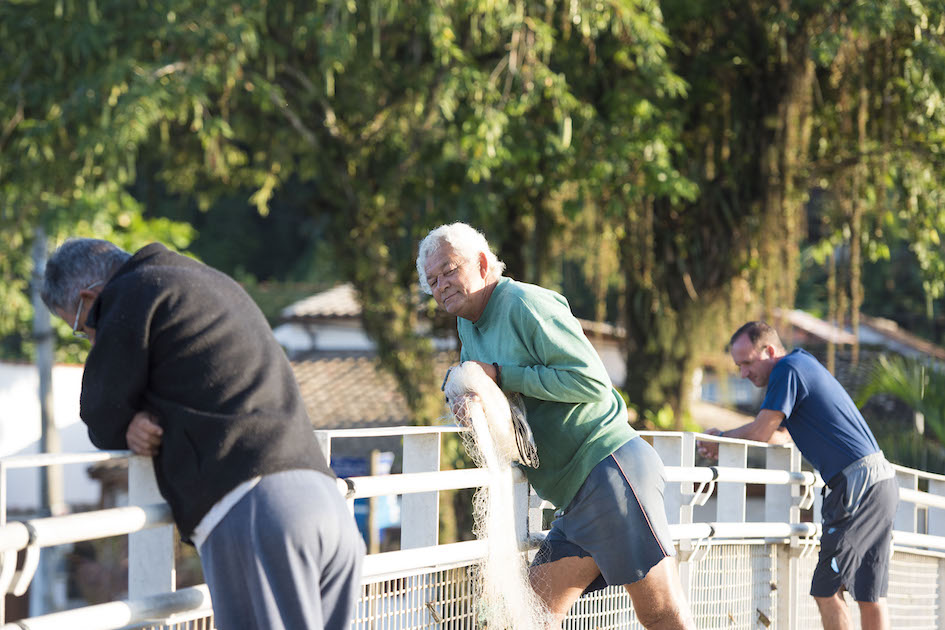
[615,0,945,422]
[799,2,945,362]
[5,0,945,427]
[0,0,196,361]
[858,354,945,471]
[2,0,687,421]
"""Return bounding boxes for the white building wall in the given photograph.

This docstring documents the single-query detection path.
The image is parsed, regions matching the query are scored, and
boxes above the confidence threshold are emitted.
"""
[0,362,98,512]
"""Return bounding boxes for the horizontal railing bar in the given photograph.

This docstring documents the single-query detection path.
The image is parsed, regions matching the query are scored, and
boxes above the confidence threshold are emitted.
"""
[362,540,488,579]
[0,504,171,553]
[664,466,818,485]
[900,488,945,510]
[314,425,467,438]
[0,451,129,470]
[667,522,818,540]
[345,468,525,499]
[893,530,945,552]
[0,585,211,630]
[638,431,793,448]
[891,462,945,483]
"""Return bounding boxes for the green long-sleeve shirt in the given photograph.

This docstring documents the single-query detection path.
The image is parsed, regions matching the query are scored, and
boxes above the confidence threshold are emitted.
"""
[458,277,636,508]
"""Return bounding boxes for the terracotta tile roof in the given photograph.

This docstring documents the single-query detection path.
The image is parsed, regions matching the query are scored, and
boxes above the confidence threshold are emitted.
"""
[281,284,361,320]
[859,313,945,361]
[291,351,455,429]
[778,308,945,360]
[779,309,857,345]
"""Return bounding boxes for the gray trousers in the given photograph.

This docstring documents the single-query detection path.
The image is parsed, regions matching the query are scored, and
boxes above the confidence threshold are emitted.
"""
[200,470,365,630]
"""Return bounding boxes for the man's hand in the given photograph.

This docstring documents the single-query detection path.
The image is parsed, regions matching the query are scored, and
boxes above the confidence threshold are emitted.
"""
[126,411,163,456]
[469,360,498,384]
[697,427,723,460]
[449,393,480,426]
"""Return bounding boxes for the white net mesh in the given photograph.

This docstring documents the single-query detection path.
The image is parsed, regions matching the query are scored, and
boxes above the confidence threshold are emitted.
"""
[443,361,553,630]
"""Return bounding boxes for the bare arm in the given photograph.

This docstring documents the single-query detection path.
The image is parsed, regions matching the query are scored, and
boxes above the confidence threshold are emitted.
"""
[723,409,788,443]
[699,409,790,458]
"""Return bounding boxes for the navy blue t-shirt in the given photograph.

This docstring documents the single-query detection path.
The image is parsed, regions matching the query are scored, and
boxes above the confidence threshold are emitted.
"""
[762,349,880,482]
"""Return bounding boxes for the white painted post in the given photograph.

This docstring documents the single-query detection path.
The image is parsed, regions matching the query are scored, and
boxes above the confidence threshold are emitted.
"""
[765,446,800,524]
[401,433,441,549]
[928,479,945,538]
[653,434,693,526]
[313,430,332,464]
[512,470,530,549]
[894,470,918,533]
[654,434,694,598]
[767,446,801,630]
[939,558,945,630]
[812,476,823,526]
[128,457,175,599]
[717,442,747,522]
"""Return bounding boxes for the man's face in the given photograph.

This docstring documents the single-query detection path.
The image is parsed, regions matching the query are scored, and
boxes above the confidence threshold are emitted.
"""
[423,244,487,321]
[730,334,775,388]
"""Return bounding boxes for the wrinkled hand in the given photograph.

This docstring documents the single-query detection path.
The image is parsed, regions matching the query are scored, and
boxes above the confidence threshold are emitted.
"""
[126,411,163,457]
[449,394,480,426]
[469,361,498,384]
[697,427,722,460]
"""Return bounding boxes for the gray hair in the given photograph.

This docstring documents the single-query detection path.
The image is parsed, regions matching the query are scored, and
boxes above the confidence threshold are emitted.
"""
[41,238,131,314]
[416,223,506,294]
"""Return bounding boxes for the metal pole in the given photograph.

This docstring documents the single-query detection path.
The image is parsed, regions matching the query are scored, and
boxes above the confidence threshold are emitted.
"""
[31,227,66,617]
[32,228,65,518]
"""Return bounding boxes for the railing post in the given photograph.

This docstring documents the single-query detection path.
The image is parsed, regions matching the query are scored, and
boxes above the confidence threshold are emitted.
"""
[401,433,440,549]
[1,461,6,624]
[654,434,693,598]
[932,480,945,630]
[767,445,801,630]
[313,430,332,465]
[812,475,823,526]
[895,469,918,533]
[717,442,747,522]
[128,457,175,599]
[929,479,945,537]
[653,434,693,527]
[512,471,530,548]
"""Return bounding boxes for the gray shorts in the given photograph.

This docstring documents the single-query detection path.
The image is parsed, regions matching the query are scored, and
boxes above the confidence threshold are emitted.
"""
[811,468,898,602]
[200,470,365,629]
[531,436,675,593]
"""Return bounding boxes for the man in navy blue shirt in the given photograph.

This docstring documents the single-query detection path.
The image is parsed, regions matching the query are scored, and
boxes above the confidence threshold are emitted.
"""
[700,321,898,630]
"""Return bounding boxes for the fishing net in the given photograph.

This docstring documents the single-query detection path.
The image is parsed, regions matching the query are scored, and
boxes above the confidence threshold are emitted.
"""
[444,361,552,630]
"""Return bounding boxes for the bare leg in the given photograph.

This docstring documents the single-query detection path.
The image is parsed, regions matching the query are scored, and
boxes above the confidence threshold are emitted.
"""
[815,593,853,630]
[857,598,890,630]
[529,555,601,629]
[624,556,695,630]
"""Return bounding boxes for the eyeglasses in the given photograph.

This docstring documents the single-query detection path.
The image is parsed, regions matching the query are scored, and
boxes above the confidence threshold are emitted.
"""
[72,281,104,340]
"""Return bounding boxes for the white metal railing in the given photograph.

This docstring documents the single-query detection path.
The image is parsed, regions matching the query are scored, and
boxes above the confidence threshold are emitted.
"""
[3,429,945,629]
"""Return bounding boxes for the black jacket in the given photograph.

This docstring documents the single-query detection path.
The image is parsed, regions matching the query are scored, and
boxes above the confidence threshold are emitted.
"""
[81,243,332,539]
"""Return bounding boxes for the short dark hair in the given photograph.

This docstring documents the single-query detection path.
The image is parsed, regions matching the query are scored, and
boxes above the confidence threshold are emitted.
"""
[729,321,784,351]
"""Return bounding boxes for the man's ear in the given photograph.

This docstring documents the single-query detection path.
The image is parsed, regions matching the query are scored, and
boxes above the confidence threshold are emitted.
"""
[478,251,489,278]
[79,283,105,302]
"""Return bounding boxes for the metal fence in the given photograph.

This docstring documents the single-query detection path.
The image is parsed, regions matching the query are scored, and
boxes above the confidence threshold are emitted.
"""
[4,428,945,629]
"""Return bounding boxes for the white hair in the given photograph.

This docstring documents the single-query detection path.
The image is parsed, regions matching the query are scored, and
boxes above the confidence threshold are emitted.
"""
[416,222,506,294]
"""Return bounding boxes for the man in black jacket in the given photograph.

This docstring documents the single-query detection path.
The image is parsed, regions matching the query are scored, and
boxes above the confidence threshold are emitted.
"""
[42,238,364,630]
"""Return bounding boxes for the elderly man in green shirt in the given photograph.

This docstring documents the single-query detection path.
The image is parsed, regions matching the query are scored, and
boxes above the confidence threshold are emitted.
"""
[417,223,694,630]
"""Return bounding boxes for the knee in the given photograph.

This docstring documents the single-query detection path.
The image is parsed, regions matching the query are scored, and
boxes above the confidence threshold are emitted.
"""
[814,593,846,612]
[634,599,687,629]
